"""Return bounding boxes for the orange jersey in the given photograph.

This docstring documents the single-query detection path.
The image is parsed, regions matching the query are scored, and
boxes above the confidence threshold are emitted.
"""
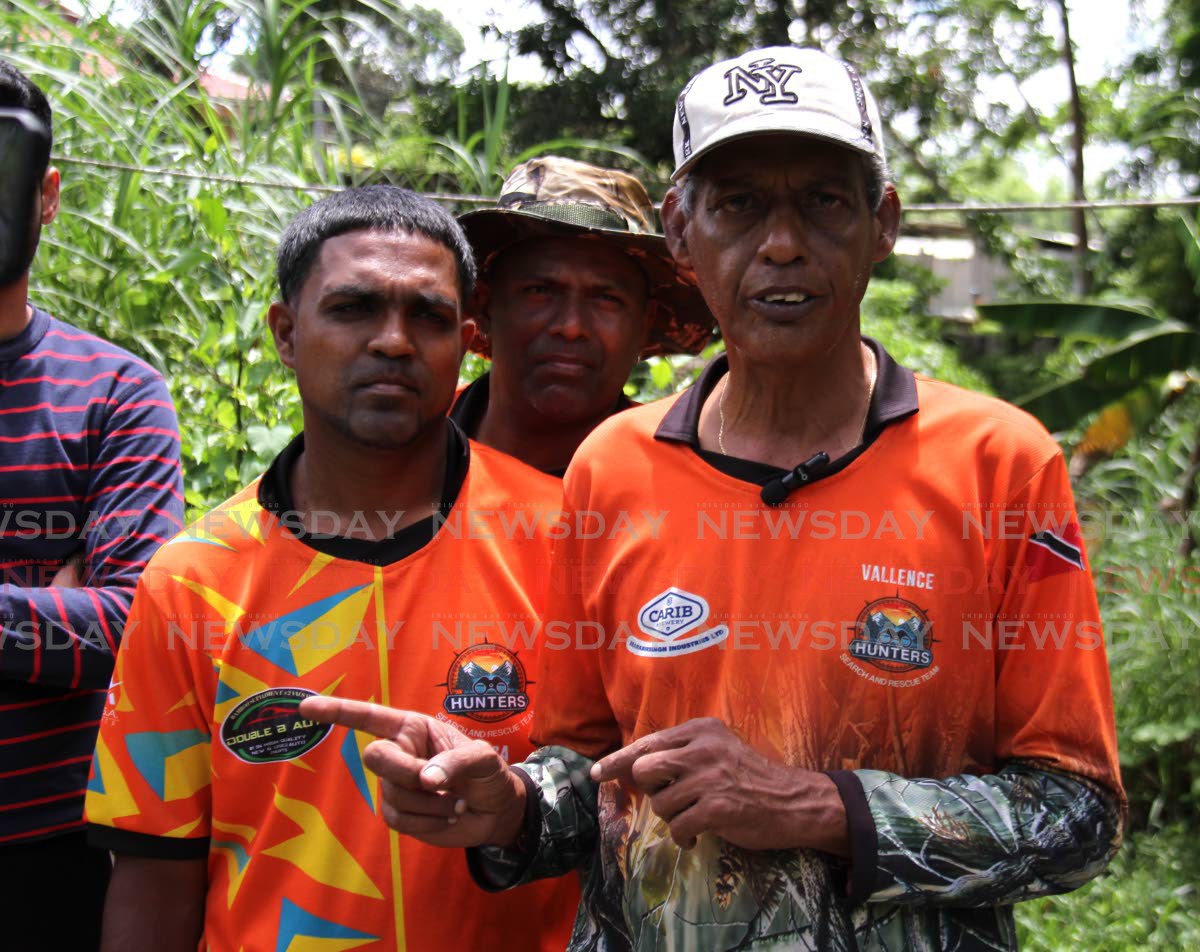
[503,347,1124,952]
[86,437,578,951]
[535,365,1121,794]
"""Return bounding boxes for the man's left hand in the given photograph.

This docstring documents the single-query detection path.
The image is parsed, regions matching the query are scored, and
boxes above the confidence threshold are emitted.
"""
[591,717,849,855]
[51,552,85,588]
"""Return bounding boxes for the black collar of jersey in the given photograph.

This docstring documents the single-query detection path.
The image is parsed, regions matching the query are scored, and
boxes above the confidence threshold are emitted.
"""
[257,420,470,566]
[450,370,635,478]
[654,337,918,488]
[448,372,494,437]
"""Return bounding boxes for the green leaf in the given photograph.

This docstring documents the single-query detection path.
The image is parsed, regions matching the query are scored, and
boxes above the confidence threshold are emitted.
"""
[194,195,228,238]
[215,401,237,429]
[160,249,211,277]
[977,301,1165,342]
[246,423,294,459]
[1130,715,1200,748]
[1175,215,1200,294]
[1016,323,1200,431]
[649,358,675,390]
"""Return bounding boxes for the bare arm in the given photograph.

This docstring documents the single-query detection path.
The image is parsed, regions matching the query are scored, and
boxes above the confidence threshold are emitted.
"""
[100,855,206,952]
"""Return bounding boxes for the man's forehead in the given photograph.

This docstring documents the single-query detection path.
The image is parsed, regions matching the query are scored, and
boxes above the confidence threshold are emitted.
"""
[300,228,459,302]
[696,134,865,182]
[311,229,454,279]
[491,235,647,286]
[315,227,448,260]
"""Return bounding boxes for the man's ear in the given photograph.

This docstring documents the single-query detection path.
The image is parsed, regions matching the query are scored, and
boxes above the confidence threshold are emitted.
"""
[40,168,60,226]
[467,281,492,336]
[460,316,476,355]
[661,187,693,270]
[267,301,298,369]
[637,299,660,354]
[871,184,901,264]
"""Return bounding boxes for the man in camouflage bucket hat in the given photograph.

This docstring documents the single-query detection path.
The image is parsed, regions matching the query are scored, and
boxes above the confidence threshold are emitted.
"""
[451,156,713,475]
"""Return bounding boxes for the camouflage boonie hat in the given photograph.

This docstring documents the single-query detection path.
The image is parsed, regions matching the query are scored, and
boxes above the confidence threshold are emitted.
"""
[459,156,714,358]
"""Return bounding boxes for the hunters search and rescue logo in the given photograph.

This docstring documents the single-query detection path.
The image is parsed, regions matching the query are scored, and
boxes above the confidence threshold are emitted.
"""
[439,643,529,724]
[220,687,331,764]
[849,597,934,673]
[629,587,729,657]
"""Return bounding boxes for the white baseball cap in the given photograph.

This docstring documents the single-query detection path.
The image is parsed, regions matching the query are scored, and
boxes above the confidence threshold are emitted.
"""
[671,46,886,181]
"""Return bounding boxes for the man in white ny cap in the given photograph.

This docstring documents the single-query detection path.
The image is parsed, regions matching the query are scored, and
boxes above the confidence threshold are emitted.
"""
[301,47,1125,951]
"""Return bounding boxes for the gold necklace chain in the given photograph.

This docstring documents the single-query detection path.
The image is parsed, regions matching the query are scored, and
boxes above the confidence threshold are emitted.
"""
[717,351,877,457]
[718,382,730,454]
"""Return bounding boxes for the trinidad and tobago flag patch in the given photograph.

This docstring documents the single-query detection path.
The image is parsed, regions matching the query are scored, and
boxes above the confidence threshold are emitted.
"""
[1025,521,1085,581]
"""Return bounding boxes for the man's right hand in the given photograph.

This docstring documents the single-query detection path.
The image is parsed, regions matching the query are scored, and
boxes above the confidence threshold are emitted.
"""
[299,696,528,849]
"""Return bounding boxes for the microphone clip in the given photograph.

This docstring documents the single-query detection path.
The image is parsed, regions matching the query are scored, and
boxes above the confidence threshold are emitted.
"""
[760,452,830,506]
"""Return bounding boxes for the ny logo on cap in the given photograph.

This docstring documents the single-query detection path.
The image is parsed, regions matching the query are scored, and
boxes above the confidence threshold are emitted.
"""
[723,57,803,107]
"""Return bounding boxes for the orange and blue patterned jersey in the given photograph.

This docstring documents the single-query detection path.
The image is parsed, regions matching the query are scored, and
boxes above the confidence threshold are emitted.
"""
[86,434,579,951]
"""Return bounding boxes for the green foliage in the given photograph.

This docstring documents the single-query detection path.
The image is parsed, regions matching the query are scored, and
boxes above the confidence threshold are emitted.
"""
[860,278,992,393]
[1016,825,1200,950]
[508,0,751,172]
[1011,392,1200,945]
[1,0,435,516]
[622,341,723,405]
[966,212,1200,443]
[2,0,669,521]
[978,300,1199,432]
[3,0,663,518]
[1101,208,1200,330]
[1074,390,1200,823]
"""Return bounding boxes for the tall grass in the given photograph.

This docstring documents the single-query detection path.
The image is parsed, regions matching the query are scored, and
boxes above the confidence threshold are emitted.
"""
[3,0,649,511]
[1075,390,1200,824]
[1015,390,1200,944]
[4,0,369,511]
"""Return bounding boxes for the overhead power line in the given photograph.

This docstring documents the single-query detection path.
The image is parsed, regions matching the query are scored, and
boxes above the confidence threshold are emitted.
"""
[51,155,494,204]
[51,154,1200,214]
[905,197,1200,212]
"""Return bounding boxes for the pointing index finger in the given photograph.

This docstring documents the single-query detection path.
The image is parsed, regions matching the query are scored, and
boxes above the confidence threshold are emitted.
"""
[299,695,415,742]
[591,725,692,783]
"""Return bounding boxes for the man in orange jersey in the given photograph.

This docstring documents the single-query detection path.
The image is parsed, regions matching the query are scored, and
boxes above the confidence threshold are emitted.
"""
[85,186,578,951]
[452,156,713,475]
[303,49,1126,951]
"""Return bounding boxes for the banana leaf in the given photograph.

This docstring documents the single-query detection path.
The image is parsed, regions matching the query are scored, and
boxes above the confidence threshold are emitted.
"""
[977,301,1168,342]
[1016,322,1200,431]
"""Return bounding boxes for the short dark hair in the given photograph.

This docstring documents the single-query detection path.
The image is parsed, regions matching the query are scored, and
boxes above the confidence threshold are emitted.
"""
[0,59,53,179]
[276,186,476,306]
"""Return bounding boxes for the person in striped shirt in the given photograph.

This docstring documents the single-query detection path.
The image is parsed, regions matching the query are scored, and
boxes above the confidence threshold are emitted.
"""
[0,58,184,950]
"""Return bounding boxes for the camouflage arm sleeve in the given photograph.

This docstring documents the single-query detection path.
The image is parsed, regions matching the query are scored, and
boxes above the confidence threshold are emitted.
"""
[847,761,1123,906]
[469,745,599,889]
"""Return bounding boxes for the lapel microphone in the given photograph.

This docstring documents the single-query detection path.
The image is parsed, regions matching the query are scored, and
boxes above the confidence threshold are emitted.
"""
[760,452,830,506]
